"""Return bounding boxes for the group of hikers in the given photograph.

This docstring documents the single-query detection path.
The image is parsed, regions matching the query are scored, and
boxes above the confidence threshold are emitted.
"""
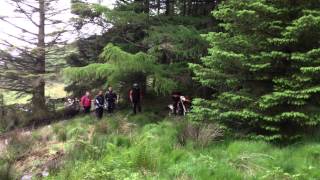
[68,83,191,119]
[79,83,142,119]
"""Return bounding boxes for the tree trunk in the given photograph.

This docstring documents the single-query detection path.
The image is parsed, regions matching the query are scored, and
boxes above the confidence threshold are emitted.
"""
[32,0,46,114]
[165,0,170,15]
[165,0,175,15]
[157,0,161,15]
[0,94,4,118]
[187,0,192,16]
[183,0,187,16]
[170,0,175,15]
[144,0,150,14]
[134,0,149,13]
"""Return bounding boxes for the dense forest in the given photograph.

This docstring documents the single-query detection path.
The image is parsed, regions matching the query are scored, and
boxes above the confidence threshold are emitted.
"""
[0,0,320,179]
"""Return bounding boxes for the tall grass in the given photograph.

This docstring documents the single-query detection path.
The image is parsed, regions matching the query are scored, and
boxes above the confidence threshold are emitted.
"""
[43,113,320,180]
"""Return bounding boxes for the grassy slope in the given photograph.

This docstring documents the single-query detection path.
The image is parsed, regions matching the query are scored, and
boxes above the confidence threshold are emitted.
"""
[39,112,320,180]
[1,108,320,179]
[0,82,67,105]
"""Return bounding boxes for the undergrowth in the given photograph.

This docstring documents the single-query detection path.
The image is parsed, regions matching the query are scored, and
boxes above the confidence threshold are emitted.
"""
[43,111,320,180]
[1,110,319,179]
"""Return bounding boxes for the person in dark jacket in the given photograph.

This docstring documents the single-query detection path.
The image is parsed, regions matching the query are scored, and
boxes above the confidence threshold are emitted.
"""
[171,91,182,115]
[105,86,117,113]
[129,83,142,114]
[95,90,105,119]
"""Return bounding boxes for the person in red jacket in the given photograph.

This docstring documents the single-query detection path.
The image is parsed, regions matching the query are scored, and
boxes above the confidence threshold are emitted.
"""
[80,91,92,114]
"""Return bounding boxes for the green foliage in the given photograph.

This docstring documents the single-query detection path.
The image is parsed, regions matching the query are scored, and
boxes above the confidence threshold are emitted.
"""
[0,158,15,180]
[102,5,149,27]
[94,121,108,134]
[64,43,176,95]
[46,113,320,180]
[144,24,208,63]
[4,133,34,162]
[56,129,67,142]
[67,0,218,97]
[190,0,320,141]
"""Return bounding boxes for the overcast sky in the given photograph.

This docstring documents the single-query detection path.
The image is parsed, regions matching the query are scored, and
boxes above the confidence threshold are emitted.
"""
[0,0,116,50]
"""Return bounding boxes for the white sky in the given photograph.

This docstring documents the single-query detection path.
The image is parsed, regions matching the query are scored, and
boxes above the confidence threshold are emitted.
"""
[0,0,116,50]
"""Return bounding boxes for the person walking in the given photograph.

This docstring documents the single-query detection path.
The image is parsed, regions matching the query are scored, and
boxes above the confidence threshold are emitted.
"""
[105,86,117,113]
[95,90,105,119]
[171,91,182,115]
[80,91,91,114]
[129,83,142,114]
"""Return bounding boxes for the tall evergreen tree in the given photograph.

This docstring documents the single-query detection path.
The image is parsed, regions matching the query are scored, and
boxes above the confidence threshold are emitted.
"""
[65,0,218,96]
[0,0,68,115]
[190,0,320,141]
[63,43,176,95]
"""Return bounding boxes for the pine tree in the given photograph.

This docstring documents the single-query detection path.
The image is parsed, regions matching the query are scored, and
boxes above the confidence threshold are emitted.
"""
[65,0,218,95]
[190,0,320,141]
[0,0,68,115]
[63,43,176,95]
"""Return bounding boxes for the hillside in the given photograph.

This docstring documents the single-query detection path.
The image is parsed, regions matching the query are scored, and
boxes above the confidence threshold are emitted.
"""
[1,109,320,179]
[0,0,320,179]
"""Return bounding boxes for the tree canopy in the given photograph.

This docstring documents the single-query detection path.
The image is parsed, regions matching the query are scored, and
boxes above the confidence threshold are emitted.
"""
[190,0,320,141]
[64,43,176,95]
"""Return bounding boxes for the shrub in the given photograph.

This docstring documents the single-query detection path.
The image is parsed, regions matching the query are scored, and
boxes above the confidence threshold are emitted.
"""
[94,120,108,134]
[57,129,67,142]
[229,153,273,177]
[66,127,87,140]
[52,124,68,142]
[67,139,100,161]
[67,134,109,161]
[132,144,159,171]
[197,124,224,147]
[177,121,224,147]
[109,135,131,148]
[1,108,33,131]
[0,158,14,180]
[118,119,136,135]
[6,132,33,161]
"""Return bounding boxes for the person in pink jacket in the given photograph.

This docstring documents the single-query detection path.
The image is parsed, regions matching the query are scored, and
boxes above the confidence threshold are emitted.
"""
[80,91,92,114]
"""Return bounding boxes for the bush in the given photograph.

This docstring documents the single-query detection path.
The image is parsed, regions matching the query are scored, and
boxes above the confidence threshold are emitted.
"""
[177,121,224,147]
[1,108,33,131]
[66,127,87,140]
[6,132,33,161]
[118,119,136,135]
[94,120,108,135]
[0,158,15,180]
[132,144,159,171]
[109,135,131,148]
[57,129,67,142]
[52,124,68,142]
